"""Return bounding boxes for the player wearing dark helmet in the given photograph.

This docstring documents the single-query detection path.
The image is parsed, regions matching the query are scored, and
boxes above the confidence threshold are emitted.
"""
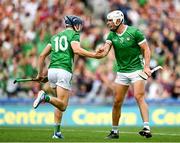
[64,15,83,32]
[33,15,101,139]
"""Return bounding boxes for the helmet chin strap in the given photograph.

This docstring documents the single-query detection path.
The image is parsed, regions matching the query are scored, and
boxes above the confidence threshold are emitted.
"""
[66,16,79,32]
[73,25,78,31]
[74,25,82,32]
[111,19,123,32]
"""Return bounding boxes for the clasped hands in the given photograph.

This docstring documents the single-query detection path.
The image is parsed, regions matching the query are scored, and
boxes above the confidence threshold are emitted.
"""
[94,47,105,58]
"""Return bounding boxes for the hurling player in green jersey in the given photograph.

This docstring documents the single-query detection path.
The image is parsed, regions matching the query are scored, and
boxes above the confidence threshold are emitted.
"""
[96,10,152,139]
[33,15,101,139]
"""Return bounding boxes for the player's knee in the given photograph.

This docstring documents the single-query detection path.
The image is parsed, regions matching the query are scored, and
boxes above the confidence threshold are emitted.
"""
[60,107,66,112]
[61,104,68,112]
[113,99,123,108]
[60,108,66,112]
[135,94,144,103]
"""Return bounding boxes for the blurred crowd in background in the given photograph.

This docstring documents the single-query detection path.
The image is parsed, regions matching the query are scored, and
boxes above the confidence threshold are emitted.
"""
[0,0,180,105]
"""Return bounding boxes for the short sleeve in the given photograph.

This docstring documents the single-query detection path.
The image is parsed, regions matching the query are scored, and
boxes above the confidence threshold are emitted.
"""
[135,29,146,45]
[50,36,54,45]
[71,33,80,42]
[106,32,112,41]
[106,32,113,44]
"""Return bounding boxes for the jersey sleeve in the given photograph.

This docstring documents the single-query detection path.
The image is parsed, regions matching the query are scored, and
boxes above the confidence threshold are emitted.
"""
[50,36,53,45]
[135,29,146,45]
[71,33,80,42]
[106,32,113,44]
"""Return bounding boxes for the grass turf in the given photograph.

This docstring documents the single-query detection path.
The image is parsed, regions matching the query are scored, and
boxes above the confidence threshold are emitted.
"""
[0,126,180,142]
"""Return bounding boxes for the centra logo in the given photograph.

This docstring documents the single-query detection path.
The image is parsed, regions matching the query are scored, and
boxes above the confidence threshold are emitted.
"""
[0,108,54,125]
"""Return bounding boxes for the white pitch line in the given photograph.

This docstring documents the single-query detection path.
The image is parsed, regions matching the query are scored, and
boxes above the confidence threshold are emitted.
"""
[66,129,180,137]
[0,127,180,137]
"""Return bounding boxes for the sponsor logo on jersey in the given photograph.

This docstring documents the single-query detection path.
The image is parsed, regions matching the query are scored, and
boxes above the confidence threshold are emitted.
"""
[118,37,124,43]
[127,37,130,41]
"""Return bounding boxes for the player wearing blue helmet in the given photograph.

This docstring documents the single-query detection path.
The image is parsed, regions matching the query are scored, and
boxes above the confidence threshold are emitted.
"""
[64,15,83,32]
[33,15,101,139]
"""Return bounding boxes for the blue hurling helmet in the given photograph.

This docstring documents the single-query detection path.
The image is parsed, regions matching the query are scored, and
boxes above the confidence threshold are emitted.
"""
[64,15,83,31]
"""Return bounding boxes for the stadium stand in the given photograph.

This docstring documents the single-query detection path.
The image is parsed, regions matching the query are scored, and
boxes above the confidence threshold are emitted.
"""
[0,0,180,105]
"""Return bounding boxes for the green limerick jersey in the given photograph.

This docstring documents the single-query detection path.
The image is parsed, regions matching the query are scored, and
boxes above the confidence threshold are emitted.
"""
[107,26,145,73]
[49,28,80,73]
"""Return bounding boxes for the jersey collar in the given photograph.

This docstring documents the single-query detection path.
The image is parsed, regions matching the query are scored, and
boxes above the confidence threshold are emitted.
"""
[66,27,74,30]
[116,25,128,36]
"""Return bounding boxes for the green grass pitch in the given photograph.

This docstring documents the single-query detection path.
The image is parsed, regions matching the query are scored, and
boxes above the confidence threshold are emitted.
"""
[0,126,180,142]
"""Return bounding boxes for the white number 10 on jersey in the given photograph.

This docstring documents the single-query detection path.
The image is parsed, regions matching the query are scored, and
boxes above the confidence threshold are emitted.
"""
[54,36,68,52]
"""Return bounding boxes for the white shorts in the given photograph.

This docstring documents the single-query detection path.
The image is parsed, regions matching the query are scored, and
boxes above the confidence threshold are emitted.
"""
[48,68,72,90]
[115,70,144,86]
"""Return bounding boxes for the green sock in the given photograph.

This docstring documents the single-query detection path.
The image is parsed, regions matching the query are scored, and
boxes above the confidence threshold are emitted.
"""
[54,124,61,133]
[44,94,50,102]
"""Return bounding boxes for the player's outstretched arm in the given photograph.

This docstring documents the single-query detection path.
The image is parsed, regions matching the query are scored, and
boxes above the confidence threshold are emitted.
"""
[95,41,112,58]
[71,41,112,59]
[71,41,99,58]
